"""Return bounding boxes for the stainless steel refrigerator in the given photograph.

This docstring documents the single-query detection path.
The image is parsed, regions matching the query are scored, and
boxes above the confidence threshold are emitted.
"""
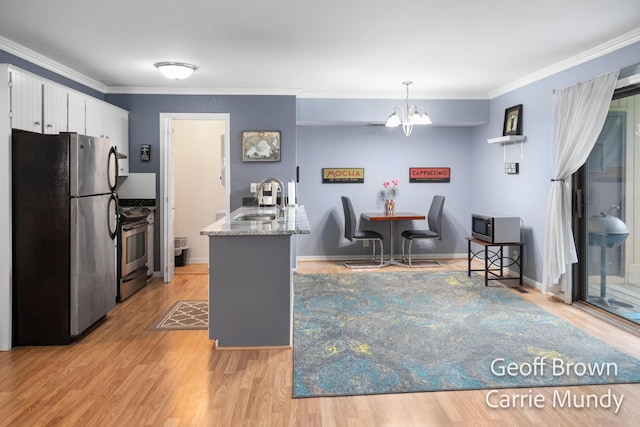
[12,129,119,345]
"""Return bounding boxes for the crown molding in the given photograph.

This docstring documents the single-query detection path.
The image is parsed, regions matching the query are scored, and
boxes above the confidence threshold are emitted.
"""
[3,26,639,100]
[489,27,640,99]
[296,91,489,100]
[105,86,301,96]
[0,35,107,93]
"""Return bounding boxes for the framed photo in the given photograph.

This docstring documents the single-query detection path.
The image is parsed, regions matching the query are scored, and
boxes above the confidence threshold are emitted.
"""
[503,104,523,136]
[242,131,281,162]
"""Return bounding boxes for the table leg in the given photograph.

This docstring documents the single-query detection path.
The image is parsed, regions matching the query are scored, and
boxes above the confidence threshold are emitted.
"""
[389,220,395,262]
[484,246,488,286]
[381,220,404,267]
[468,239,471,276]
[519,253,523,286]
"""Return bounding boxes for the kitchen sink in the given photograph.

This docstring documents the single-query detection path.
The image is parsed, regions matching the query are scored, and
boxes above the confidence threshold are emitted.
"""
[234,213,278,222]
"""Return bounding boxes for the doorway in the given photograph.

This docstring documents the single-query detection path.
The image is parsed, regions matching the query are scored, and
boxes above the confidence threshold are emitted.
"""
[575,90,640,323]
[160,113,230,282]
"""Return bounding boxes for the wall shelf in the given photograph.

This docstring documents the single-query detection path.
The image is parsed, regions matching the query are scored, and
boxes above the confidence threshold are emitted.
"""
[487,135,526,144]
[487,135,526,160]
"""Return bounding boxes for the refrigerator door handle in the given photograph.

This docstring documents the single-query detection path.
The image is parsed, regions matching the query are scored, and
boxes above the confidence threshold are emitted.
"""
[108,194,118,240]
[108,146,118,192]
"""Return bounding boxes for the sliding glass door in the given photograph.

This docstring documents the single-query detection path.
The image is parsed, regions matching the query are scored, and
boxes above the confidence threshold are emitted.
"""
[575,91,640,323]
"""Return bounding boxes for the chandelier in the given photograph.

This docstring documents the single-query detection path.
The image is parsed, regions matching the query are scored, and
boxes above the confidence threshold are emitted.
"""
[385,81,432,136]
[154,62,196,80]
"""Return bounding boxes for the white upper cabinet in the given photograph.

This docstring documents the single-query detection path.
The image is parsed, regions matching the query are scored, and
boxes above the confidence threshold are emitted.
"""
[114,107,129,176]
[7,67,129,175]
[85,96,104,138]
[10,71,43,133]
[67,91,85,134]
[42,83,68,134]
[85,96,129,175]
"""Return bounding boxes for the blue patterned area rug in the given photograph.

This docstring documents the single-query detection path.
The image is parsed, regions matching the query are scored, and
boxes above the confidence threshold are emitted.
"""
[293,271,640,398]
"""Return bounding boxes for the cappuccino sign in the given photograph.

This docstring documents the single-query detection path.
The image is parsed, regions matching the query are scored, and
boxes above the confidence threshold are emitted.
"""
[409,167,451,183]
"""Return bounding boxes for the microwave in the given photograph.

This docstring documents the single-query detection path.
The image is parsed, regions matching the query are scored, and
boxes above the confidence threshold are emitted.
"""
[472,214,521,243]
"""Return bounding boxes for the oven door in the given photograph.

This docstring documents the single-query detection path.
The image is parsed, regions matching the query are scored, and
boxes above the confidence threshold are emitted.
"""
[121,219,148,277]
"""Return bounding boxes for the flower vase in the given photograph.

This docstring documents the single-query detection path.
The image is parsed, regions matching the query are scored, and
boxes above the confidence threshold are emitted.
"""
[386,199,395,215]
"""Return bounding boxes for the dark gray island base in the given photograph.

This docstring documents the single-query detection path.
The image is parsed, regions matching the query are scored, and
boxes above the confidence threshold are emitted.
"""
[201,206,310,348]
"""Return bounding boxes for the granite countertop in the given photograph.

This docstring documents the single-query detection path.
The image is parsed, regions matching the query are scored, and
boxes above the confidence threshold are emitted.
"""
[200,205,310,236]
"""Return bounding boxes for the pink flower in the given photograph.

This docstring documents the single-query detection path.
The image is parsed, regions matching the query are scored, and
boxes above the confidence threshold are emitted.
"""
[380,179,399,200]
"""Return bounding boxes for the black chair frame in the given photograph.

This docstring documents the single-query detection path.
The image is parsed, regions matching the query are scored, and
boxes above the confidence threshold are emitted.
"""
[401,195,445,267]
[341,196,384,268]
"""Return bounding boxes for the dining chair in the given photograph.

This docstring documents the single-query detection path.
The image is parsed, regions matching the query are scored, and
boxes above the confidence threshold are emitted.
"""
[401,195,445,267]
[341,196,384,268]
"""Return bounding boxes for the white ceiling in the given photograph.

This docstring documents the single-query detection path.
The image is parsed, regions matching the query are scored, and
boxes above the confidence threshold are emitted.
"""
[1,0,639,98]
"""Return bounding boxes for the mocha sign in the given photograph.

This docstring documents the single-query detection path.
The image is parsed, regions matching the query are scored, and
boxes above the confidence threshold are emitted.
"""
[409,167,451,183]
[322,168,365,183]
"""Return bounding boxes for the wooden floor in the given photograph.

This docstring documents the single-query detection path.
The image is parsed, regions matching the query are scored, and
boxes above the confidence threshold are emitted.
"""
[588,280,640,318]
[2,260,640,426]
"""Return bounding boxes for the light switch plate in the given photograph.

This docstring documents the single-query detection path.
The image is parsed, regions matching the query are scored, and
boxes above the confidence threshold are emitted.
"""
[141,144,150,161]
[505,162,519,174]
[250,182,258,193]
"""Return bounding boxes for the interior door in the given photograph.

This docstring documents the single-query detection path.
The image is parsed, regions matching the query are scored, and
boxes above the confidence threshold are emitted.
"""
[163,119,175,282]
[220,134,226,188]
[161,113,230,282]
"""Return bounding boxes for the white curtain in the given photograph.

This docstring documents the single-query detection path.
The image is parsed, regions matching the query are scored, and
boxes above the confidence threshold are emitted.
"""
[543,70,620,302]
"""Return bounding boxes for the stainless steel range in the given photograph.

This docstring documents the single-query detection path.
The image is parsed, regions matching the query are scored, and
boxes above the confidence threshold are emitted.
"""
[117,206,150,302]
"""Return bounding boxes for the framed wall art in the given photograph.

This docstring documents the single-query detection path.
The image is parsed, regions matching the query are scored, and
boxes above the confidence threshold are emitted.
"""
[503,104,523,136]
[322,168,364,183]
[242,131,281,162]
[409,167,450,183]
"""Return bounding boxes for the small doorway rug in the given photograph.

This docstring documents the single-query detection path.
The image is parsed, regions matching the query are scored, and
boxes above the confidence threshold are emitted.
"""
[293,271,640,398]
[150,300,208,330]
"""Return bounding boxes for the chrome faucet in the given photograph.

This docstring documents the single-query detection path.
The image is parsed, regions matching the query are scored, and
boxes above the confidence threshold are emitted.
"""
[255,177,285,216]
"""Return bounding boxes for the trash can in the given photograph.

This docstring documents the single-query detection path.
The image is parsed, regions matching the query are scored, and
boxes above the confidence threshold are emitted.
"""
[174,237,190,267]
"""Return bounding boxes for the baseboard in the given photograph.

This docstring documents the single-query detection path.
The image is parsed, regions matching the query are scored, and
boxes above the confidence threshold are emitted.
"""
[185,257,209,264]
[297,253,468,262]
[502,266,540,291]
[214,343,292,351]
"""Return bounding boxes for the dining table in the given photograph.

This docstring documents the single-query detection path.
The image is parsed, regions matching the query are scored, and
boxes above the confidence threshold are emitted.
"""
[360,211,426,267]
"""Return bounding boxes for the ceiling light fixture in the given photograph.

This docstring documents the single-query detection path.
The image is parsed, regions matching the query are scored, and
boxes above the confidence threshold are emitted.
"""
[154,62,196,80]
[385,81,432,136]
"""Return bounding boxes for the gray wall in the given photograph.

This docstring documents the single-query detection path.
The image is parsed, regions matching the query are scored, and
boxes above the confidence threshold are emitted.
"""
[105,94,297,270]
[106,93,298,211]
[470,41,640,286]
[4,39,640,288]
[296,124,473,259]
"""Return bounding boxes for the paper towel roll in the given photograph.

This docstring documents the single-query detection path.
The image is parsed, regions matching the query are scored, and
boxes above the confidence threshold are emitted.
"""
[287,180,296,206]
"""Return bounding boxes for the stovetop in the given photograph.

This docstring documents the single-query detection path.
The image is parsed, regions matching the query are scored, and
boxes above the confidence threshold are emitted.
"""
[119,198,156,207]
[119,206,151,223]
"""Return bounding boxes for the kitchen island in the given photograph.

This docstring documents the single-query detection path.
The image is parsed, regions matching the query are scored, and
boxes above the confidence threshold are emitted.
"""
[200,205,310,348]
